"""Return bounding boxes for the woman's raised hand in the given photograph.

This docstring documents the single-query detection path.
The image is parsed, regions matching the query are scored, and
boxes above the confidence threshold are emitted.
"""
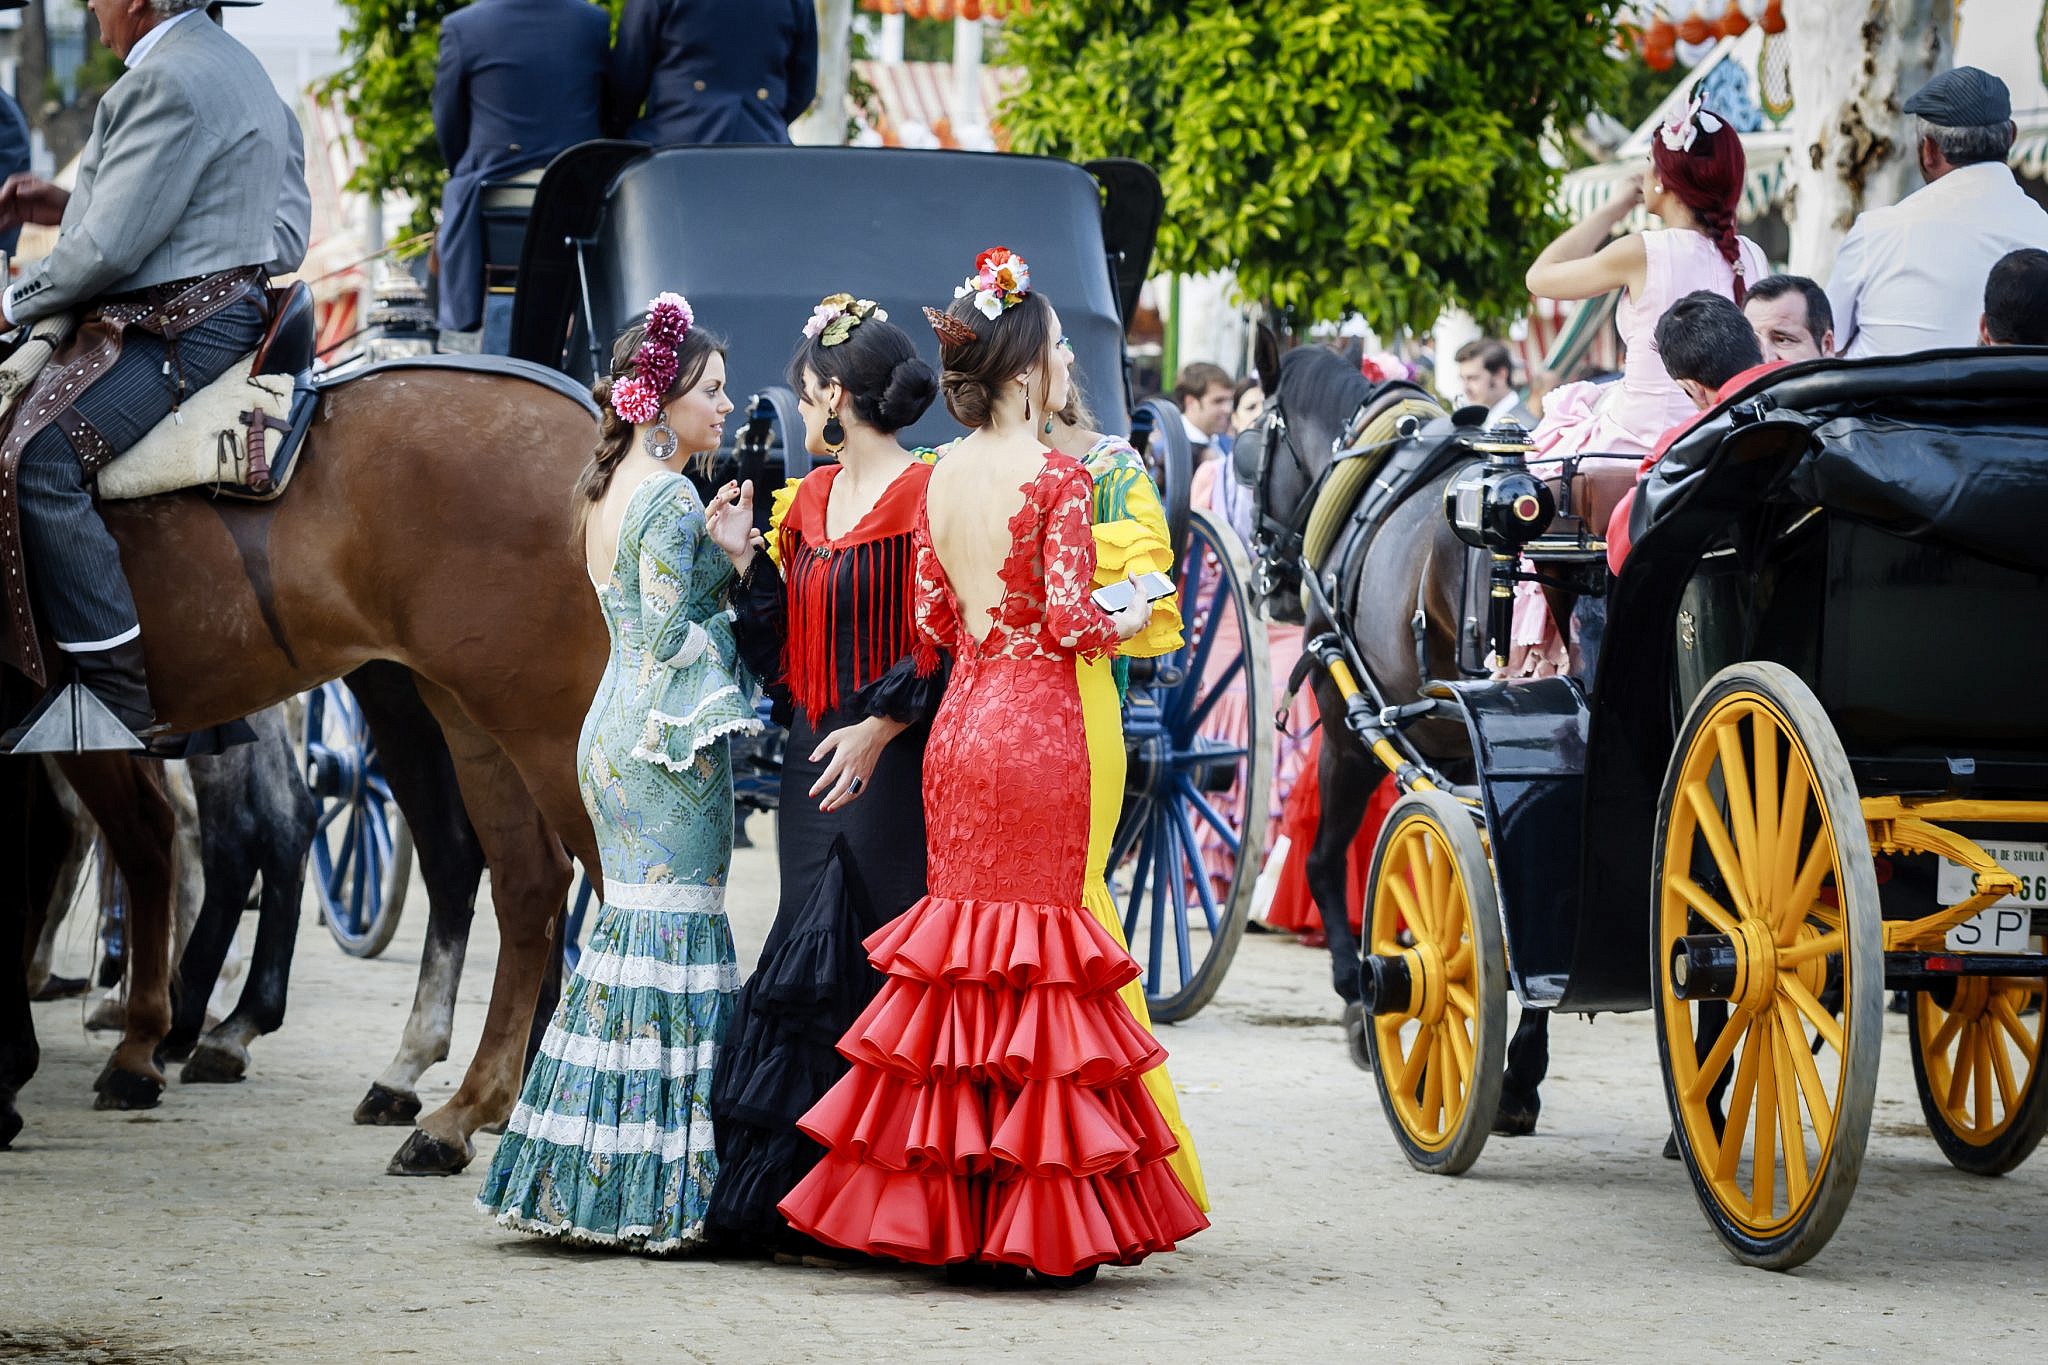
[705,479,756,570]
[1109,578,1152,640]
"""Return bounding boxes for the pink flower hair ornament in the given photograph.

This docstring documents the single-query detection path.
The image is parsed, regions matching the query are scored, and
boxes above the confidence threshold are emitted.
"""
[953,246,1031,320]
[803,293,888,347]
[610,291,696,425]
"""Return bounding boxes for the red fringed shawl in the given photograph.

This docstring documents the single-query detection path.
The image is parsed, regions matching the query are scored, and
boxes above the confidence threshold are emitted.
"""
[773,462,931,725]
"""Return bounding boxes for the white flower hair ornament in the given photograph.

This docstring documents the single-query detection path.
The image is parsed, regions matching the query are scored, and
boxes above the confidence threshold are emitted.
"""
[954,246,1032,320]
[1658,87,1726,157]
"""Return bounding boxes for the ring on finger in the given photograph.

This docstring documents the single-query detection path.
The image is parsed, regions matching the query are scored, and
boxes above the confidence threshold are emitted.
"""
[849,777,864,796]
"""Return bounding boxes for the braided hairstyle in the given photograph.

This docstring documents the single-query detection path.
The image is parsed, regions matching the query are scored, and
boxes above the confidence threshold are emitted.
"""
[1652,116,1750,304]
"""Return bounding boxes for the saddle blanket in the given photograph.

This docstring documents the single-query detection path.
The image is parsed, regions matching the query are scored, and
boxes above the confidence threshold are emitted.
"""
[97,356,296,502]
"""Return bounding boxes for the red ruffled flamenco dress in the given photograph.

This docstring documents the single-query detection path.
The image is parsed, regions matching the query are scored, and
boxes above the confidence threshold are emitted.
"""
[778,454,1208,1278]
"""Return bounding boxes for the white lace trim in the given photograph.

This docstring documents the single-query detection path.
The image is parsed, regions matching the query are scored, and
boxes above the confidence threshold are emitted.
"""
[647,684,746,730]
[478,1203,709,1256]
[503,1106,718,1161]
[664,622,710,670]
[537,1023,719,1077]
[601,880,729,914]
[574,948,740,995]
[630,688,763,773]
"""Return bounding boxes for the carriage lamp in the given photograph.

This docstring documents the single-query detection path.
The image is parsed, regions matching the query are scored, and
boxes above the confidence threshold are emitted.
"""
[1445,427,1556,553]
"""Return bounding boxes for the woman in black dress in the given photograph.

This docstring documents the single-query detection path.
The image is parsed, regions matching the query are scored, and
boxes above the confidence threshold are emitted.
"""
[707,297,943,1248]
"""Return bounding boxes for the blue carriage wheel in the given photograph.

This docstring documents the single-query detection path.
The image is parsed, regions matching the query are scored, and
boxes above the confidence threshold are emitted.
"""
[1110,508,1271,1023]
[306,681,415,959]
[562,874,600,974]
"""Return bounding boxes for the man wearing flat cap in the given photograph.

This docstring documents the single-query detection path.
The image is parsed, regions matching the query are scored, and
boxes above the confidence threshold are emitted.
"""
[1826,66,2048,358]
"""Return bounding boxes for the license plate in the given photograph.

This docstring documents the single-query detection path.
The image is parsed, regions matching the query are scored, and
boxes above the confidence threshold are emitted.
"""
[1939,840,2047,953]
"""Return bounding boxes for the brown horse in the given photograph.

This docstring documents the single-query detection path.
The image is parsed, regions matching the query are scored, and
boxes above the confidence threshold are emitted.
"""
[1,364,604,1172]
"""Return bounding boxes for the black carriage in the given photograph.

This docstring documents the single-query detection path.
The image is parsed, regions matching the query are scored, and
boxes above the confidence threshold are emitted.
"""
[498,142,1270,1020]
[1285,349,2048,1268]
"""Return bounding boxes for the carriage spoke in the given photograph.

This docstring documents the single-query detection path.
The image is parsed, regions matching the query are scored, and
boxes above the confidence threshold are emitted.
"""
[1184,653,1245,732]
[1992,994,2037,1052]
[1776,931,1843,969]
[1751,714,1780,890]
[1166,791,1224,936]
[1175,777,1243,856]
[1669,874,1741,937]
[1445,1010,1474,1080]
[1713,719,1763,909]
[1420,1031,1445,1133]
[1685,1014,1744,1104]
[1988,1014,2019,1111]
[1781,974,1844,1055]
[1751,1013,1778,1218]
[1385,868,1423,939]
[1946,1021,1975,1114]
[1716,1019,1764,1184]
[1973,1025,1995,1131]
[1147,819,1173,994]
[1120,815,1156,948]
[1777,1000,1836,1147]
[1438,1027,1464,1111]
[1398,1027,1431,1095]
[1771,761,1811,942]
[1928,1002,1968,1061]
[1771,1016,1809,1208]
[1445,942,1472,978]
[1446,982,1476,1021]
[1683,786,1758,922]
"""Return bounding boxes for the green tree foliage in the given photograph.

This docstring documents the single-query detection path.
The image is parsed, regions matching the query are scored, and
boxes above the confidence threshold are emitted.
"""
[1001,0,1629,332]
[327,0,624,240]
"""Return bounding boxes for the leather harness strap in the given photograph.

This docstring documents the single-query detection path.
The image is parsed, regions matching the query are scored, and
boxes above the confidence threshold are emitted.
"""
[0,266,267,685]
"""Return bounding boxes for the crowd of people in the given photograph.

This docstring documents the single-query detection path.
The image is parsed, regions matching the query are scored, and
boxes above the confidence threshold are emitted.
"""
[475,255,1210,1285]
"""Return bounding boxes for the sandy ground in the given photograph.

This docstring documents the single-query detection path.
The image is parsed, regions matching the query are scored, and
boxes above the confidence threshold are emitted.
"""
[5,823,2047,1364]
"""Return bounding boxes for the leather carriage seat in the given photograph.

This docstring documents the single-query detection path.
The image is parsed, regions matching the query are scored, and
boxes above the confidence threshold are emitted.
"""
[254,280,317,377]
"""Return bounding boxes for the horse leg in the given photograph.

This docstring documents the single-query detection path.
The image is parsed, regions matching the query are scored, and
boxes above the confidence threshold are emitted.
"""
[388,685,569,1176]
[343,664,486,1128]
[59,755,177,1110]
[1302,688,1376,1068]
[1495,1008,1550,1136]
[2,759,70,1147]
[26,761,92,1001]
[179,710,316,1083]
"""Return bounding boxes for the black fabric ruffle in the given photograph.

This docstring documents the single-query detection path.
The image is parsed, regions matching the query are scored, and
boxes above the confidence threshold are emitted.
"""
[731,555,791,721]
[848,650,950,726]
[709,837,885,1243]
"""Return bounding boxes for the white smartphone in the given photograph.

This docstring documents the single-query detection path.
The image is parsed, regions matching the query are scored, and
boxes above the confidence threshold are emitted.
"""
[1091,571,1177,613]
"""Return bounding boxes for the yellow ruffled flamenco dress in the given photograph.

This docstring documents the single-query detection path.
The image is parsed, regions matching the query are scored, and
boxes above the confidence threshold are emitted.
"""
[1077,437,1209,1211]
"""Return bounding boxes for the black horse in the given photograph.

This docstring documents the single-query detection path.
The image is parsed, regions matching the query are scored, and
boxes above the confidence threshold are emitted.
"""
[1243,337,1548,1132]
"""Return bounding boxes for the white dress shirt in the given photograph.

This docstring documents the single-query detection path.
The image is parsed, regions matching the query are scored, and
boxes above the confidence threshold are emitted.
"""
[1826,161,2048,358]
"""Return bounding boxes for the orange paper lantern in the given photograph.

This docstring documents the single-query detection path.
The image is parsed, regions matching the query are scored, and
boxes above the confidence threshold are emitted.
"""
[1677,8,1711,44]
[1761,0,1786,35]
[1716,0,1749,37]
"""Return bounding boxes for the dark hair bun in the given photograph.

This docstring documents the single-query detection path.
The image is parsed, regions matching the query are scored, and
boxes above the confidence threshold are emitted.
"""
[938,372,995,429]
[874,356,938,431]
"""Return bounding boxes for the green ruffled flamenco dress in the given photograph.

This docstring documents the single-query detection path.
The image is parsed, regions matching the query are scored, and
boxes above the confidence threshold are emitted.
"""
[477,469,760,1254]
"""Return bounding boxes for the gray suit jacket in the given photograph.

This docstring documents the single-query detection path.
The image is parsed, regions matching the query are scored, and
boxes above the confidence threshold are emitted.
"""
[8,16,302,325]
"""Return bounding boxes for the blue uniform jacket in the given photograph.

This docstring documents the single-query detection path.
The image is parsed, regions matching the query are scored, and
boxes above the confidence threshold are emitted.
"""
[607,0,818,148]
[0,90,30,257]
[432,0,610,332]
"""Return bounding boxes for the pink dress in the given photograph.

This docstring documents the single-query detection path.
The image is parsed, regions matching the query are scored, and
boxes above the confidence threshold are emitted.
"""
[1533,228,1768,460]
[1507,228,1768,674]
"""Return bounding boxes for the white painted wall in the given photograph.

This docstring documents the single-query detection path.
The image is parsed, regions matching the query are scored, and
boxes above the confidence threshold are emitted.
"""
[223,0,350,99]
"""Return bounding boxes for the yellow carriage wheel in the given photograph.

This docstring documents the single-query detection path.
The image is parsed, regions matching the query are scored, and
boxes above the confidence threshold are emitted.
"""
[1909,968,2048,1175]
[1653,662,1881,1271]
[1361,790,1506,1176]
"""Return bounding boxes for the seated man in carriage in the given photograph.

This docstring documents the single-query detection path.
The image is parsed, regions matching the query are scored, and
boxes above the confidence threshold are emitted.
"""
[0,0,307,751]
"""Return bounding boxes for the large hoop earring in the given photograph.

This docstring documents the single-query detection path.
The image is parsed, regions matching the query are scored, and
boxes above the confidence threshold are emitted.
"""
[822,410,846,455]
[644,409,678,461]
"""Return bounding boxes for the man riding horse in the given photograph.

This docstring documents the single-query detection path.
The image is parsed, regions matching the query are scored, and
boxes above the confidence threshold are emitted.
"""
[0,0,308,753]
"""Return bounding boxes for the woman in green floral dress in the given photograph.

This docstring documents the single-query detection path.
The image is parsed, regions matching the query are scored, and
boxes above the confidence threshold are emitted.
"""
[477,294,761,1253]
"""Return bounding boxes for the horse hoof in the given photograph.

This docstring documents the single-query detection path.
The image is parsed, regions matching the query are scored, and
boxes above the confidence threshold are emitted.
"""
[387,1128,472,1176]
[84,997,127,1033]
[0,1105,21,1150]
[1492,1095,1539,1137]
[179,1040,250,1085]
[157,1032,198,1065]
[92,1061,164,1112]
[353,1083,422,1127]
[1343,1003,1373,1072]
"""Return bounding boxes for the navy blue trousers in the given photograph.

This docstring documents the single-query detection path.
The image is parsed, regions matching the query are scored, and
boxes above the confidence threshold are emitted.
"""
[17,296,266,650]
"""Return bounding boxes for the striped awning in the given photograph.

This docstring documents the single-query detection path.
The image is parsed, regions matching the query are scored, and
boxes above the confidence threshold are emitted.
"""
[1556,141,1793,228]
[854,59,1022,148]
[858,0,1027,18]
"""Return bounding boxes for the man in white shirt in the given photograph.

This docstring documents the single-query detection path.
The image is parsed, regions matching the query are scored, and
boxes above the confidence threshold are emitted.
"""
[1174,362,1232,460]
[1454,337,1536,428]
[1826,67,2048,359]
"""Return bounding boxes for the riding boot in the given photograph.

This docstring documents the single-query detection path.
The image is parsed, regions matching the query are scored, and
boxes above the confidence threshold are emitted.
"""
[72,636,159,734]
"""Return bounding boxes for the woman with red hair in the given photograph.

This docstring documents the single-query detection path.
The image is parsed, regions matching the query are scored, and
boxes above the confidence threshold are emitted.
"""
[1508,89,1766,674]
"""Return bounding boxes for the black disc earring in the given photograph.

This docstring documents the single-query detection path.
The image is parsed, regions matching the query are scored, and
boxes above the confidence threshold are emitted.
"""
[822,412,846,454]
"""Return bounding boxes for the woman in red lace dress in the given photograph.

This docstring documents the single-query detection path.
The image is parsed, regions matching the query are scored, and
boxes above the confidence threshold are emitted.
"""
[777,250,1209,1287]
